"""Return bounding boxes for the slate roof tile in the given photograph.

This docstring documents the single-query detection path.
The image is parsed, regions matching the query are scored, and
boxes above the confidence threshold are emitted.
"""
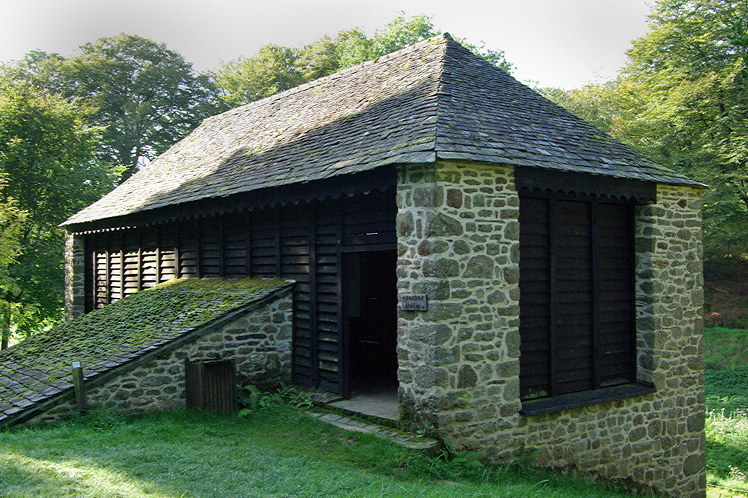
[0,277,292,427]
[64,35,699,228]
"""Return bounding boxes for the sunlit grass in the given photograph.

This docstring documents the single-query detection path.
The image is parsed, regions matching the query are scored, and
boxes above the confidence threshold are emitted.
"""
[0,408,640,498]
[704,327,748,497]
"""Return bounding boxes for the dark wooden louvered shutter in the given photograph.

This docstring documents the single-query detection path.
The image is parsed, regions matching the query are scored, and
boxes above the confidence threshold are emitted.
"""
[312,202,344,393]
[518,197,552,399]
[554,200,594,395]
[596,202,636,387]
[519,194,635,401]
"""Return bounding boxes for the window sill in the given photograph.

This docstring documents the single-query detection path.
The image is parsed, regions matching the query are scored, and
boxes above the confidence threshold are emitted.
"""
[520,383,656,417]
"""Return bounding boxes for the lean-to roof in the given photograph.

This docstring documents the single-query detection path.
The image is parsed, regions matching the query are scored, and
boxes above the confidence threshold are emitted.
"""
[64,34,699,227]
[0,277,292,428]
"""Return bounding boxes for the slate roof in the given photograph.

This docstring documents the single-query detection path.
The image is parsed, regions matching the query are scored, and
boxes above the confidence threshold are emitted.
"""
[64,34,700,227]
[0,277,292,428]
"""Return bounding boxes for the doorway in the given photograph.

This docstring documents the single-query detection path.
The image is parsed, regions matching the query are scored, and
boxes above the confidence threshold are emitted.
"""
[342,250,398,400]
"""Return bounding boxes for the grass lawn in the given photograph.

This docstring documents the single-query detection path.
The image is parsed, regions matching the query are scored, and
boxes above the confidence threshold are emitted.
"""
[704,327,748,497]
[1,327,747,498]
[0,407,641,498]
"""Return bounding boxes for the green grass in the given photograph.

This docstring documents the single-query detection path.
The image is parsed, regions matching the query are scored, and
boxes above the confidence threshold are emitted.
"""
[703,327,748,370]
[2,328,747,497]
[704,327,748,497]
[0,408,640,498]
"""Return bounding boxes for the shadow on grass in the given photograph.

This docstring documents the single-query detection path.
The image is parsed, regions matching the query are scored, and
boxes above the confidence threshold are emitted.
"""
[0,408,643,498]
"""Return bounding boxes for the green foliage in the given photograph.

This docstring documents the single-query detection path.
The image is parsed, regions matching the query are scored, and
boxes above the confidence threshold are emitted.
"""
[0,81,113,342]
[623,0,748,262]
[706,366,748,416]
[3,34,226,180]
[705,362,748,494]
[65,34,226,179]
[438,437,488,479]
[706,409,748,494]
[704,328,748,494]
[0,177,27,349]
[217,14,513,106]
[217,44,304,107]
[237,383,313,417]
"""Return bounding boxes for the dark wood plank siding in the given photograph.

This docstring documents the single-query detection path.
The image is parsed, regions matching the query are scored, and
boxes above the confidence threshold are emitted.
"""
[596,202,636,387]
[83,189,396,396]
[518,197,551,399]
[519,193,636,401]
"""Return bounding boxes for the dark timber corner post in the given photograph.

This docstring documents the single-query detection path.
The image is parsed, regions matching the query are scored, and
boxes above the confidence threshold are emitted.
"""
[64,231,86,321]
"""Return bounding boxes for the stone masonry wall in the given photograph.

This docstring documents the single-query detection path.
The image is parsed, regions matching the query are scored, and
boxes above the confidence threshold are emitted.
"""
[397,161,705,498]
[396,160,521,432]
[26,293,292,424]
[64,231,86,321]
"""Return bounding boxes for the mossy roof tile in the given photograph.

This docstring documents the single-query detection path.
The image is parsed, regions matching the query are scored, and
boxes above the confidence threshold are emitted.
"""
[0,277,292,428]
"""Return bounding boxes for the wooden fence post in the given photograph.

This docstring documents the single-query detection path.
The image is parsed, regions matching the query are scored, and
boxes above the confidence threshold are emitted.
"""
[71,361,88,415]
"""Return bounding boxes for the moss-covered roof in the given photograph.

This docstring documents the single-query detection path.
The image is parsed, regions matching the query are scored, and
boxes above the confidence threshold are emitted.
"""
[0,277,292,428]
[63,34,700,228]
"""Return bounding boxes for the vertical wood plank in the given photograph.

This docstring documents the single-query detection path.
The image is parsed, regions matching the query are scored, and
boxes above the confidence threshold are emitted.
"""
[195,218,202,279]
[136,228,143,291]
[337,198,348,397]
[174,222,181,279]
[548,197,557,398]
[155,225,162,283]
[105,232,111,305]
[119,231,125,300]
[250,211,252,277]
[309,203,318,389]
[218,217,225,277]
[275,210,282,278]
[590,201,600,389]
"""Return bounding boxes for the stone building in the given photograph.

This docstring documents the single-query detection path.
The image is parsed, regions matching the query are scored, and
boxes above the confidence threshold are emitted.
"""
[53,34,706,496]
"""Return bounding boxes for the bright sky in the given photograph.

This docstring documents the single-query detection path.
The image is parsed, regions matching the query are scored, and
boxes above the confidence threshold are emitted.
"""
[0,0,654,89]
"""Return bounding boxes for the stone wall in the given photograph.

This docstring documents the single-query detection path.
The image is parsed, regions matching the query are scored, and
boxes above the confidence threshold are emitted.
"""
[397,161,705,498]
[63,231,86,321]
[396,160,521,432]
[26,293,292,424]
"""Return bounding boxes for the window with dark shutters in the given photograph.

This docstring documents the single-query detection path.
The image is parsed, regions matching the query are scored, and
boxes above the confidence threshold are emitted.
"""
[519,192,636,402]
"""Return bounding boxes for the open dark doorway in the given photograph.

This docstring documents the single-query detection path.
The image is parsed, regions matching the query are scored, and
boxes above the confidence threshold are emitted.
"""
[342,250,398,400]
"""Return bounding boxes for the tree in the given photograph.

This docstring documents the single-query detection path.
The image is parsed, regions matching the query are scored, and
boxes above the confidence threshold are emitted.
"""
[621,0,748,265]
[218,14,513,106]
[544,0,748,269]
[0,81,112,343]
[0,178,27,349]
[540,79,642,140]
[64,34,226,179]
[217,44,304,107]
[3,35,226,180]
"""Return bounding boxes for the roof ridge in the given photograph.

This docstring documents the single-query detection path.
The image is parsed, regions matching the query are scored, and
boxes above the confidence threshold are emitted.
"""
[205,34,452,126]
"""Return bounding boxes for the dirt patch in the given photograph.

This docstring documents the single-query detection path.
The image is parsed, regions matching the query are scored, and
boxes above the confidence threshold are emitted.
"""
[705,262,748,328]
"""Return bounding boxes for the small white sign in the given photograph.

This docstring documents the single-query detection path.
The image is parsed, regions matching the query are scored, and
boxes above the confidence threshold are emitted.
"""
[400,294,428,311]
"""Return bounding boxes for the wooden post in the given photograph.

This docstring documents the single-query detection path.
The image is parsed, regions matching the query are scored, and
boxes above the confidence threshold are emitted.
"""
[71,361,88,415]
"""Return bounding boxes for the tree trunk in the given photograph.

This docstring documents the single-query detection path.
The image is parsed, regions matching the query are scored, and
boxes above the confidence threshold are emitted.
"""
[1,303,11,349]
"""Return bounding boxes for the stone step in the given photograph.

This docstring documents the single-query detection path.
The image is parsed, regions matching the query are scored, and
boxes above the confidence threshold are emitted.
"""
[306,411,439,452]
